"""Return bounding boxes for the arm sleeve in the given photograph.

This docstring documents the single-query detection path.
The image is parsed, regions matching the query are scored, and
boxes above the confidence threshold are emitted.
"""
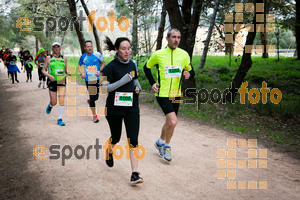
[143,63,156,86]
[35,54,39,61]
[183,53,195,78]
[134,79,142,91]
[102,74,132,93]
[189,65,195,78]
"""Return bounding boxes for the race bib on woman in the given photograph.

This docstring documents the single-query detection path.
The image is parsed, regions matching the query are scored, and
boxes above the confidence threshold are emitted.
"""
[114,92,133,107]
[10,61,16,65]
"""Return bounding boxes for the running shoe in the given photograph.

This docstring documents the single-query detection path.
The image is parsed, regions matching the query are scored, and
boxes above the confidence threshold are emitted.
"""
[154,140,164,157]
[43,85,46,89]
[16,80,19,83]
[93,115,99,123]
[57,118,65,126]
[38,82,42,88]
[46,103,52,114]
[105,152,114,167]
[30,80,32,82]
[130,172,143,185]
[163,146,172,162]
[26,80,28,82]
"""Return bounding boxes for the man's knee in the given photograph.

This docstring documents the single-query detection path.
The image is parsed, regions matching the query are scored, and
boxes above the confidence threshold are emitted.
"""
[166,115,177,128]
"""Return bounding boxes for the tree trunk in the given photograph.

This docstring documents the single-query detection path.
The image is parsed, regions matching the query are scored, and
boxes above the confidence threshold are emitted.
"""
[131,0,138,56]
[156,2,166,50]
[186,0,203,58]
[80,0,103,54]
[67,0,85,54]
[296,0,300,60]
[227,0,263,101]
[261,0,269,58]
[199,0,220,69]
[35,37,39,54]
[164,0,202,59]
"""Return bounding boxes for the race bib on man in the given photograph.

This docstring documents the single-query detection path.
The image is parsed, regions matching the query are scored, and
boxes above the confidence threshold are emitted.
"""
[40,63,44,67]
[165,65,181,78]
[10,61,16,65]
[55,69,64,75]
[86,65,97,75]
[114,92,133,107]
[26,60,31,64]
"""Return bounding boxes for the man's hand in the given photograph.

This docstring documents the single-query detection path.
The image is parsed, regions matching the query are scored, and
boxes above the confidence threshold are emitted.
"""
[152,83,159,93]
[96,71,101,77]
[48,75,55,82]
[67,71,72,76]
[135,87,140,94]
[81,73,86,79]
[183,67,190,79]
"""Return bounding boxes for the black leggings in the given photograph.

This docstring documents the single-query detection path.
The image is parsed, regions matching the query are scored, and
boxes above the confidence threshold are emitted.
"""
[10,71,18,83]
[106,112,140,147]
[26,69,32,80]
[38,68,46,81]
[85,80,99,108]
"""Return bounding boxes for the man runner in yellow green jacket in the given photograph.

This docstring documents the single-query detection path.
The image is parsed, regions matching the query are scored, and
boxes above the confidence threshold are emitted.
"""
[144,28,195,162]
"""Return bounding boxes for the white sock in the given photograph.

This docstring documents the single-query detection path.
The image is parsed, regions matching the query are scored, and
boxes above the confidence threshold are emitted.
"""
[158,138,165,145]
[43,81,45,85]
[58,105,64,119]
[165,143,170,147]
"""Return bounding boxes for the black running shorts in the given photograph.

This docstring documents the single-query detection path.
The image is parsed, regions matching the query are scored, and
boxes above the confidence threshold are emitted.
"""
[156,97,180,115]
[47,77,66,92]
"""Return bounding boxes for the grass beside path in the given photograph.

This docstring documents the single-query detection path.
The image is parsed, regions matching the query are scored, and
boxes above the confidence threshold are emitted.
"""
[68,55,300,155]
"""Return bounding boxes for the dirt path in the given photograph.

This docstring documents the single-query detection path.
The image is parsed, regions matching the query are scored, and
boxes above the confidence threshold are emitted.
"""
[0,62,299,200]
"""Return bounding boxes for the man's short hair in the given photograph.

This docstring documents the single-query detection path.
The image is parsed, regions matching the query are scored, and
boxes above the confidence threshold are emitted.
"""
[167,28,180,37]
[84,40,93,46]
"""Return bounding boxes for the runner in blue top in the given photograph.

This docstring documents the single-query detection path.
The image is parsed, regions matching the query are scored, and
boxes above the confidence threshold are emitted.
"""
[78,40,106,123]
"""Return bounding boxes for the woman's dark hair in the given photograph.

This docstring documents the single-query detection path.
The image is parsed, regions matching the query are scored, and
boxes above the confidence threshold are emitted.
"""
[104,37,130,51]
[25,50,30,54]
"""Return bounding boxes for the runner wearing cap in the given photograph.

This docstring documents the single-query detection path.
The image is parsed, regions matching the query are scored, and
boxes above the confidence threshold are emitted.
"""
[35,48,47,89]
[42,42,71,126]
[78,40,106,123]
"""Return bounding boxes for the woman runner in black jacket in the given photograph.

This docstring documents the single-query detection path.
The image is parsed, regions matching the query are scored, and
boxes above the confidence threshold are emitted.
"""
[102,37,143,185]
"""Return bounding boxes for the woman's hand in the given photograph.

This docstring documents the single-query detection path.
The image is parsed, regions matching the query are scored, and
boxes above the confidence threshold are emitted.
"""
[135,87,140,94]
[127,73,133,80]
